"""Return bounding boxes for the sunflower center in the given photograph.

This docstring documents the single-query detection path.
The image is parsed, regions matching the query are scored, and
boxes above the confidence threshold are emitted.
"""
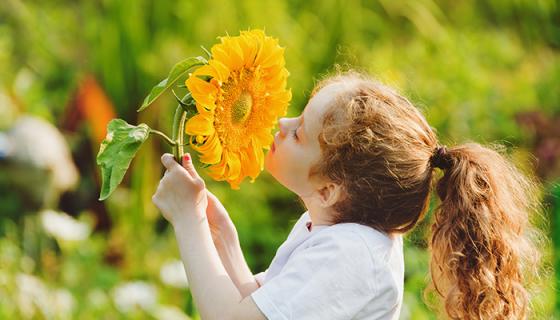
[231,91,253,124]
[214,66,267,152]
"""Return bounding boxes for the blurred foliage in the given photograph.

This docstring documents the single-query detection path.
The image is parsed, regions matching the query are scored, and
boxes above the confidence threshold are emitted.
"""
[0,0,559,318]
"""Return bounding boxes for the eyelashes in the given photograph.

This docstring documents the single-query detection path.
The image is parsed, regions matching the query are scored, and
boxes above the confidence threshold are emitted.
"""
[291,128,298,140]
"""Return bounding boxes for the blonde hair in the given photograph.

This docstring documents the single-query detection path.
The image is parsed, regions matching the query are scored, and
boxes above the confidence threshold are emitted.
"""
[307,69,545,319]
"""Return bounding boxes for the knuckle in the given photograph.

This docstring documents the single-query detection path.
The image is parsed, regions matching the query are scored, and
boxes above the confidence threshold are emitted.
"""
[194,178,205,190]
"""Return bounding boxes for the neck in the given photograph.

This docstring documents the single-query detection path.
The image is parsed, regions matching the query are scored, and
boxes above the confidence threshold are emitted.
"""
[301,197,335,226]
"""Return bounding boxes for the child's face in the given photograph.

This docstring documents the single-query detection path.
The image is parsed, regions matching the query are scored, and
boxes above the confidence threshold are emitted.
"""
[265,82,344,197]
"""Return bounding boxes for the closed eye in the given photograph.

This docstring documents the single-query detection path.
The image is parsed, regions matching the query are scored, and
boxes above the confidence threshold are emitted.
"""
[291,128,298,140]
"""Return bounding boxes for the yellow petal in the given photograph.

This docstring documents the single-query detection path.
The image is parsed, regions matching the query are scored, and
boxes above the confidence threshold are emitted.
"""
[229,180,241,190]
[211,45,233,68]
[264,70,288,91]
[254,37,280,67]
[261,46,285,69]
[238,33,258,67]
[252,137,265,171]
[185,113,214,136]
[226,151,241,181]
[199,134,222,164]
[254,129,273,148]
[242,147,259,181]
[209,59,230,83]
[195,65,218,78]
[194,102,213,115]
[222,38,244,71]
[186,76,218,111]
[193,133,218,153]
[266,89,292,106]
[208,149,228,178]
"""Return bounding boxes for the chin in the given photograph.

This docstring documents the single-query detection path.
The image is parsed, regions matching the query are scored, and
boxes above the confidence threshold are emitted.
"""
[264,154,284,183]
[266,168,301,195]
[264,149,303,194]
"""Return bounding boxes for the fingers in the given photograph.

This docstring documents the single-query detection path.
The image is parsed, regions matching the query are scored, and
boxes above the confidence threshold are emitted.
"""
[182,153,202,181]
[161,153,181,171]
[161,153,204,187]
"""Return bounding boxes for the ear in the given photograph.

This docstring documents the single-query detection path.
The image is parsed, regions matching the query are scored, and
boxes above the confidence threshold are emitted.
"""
[315,182,343,208]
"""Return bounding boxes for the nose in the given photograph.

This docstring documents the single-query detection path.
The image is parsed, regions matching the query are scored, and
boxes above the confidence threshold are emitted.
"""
[277,117,289,138]
[277,117,297,139]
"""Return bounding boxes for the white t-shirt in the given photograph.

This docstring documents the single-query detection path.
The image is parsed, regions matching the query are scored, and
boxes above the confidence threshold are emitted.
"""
[250,210,404,320]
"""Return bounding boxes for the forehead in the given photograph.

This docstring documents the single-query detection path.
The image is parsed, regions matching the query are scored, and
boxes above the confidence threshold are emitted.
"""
[303,81,351,134]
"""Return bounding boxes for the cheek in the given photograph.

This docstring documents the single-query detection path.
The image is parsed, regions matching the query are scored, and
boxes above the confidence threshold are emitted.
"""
[265,144,308,187]
[267,140,295,165]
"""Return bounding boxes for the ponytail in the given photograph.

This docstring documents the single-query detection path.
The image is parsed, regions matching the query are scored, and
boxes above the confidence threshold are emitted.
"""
[427,142,543,319]
[303,70,547,317]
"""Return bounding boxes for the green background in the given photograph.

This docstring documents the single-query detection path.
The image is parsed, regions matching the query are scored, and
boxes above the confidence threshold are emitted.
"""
[0,0,559,318]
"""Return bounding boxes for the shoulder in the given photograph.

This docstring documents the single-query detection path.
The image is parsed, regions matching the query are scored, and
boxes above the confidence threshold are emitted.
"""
[302,223,401,274]
[306,223,404,294]
[251,222,404,319]
[308,223,403,260]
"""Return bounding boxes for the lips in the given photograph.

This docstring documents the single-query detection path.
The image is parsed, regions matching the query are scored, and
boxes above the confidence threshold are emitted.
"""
[271,133,279,152]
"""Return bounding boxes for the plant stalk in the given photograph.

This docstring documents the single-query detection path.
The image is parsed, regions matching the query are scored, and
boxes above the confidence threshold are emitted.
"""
[172,105,188,162]
[149,129,176,146]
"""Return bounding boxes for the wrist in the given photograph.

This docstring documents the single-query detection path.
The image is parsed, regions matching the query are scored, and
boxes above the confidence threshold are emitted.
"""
[214,219,238,248]
[171,208,207,231]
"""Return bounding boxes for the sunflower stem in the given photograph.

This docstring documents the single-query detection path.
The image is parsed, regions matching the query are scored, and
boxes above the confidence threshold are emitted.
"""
[172,105,188,162]
[149,129,176,146]
[178,110,187,160]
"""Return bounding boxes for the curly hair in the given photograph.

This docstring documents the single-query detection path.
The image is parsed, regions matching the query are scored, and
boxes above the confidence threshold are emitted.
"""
[307,69,545,319]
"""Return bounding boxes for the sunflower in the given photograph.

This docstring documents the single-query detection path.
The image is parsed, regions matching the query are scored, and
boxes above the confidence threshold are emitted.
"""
[184,29,291,189]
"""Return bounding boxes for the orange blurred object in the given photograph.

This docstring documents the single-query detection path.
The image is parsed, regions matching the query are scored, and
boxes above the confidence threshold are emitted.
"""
[64,75,117,146]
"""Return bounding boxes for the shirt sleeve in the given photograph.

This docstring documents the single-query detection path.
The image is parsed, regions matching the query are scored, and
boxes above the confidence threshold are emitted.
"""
[250,230,387,320]
[254,270,268,287]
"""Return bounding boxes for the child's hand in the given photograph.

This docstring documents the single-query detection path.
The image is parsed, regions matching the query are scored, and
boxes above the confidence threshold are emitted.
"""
[152,153,208,227]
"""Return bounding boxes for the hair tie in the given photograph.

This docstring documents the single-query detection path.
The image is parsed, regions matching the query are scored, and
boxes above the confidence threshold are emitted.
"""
[430,145,451,170]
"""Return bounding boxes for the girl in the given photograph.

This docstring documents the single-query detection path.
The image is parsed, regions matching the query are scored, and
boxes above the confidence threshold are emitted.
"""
[152,70,542,319]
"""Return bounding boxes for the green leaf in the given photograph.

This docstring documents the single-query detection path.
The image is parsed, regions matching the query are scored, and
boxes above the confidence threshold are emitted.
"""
[137,56,208,112]
[97,119,151,200]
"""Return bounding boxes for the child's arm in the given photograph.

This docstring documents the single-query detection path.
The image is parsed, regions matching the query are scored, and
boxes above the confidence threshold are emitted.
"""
[153,154,265,320]
[205,190,260,297]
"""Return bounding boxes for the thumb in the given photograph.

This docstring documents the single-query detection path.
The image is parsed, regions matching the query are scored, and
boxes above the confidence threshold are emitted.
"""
[161,153,181,171]
[182,153,201,180]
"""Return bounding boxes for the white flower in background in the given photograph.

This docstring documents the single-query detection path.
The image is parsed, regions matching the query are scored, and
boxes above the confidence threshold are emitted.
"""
[8,115,79,192]
[0,132,13,159]
[112,281,158,313]
[16,273,52,318]
[53,288,75,317]
[15,273,76,319]
[40,209,91,242]
[159,259,189,289]
[150,305,191,320]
